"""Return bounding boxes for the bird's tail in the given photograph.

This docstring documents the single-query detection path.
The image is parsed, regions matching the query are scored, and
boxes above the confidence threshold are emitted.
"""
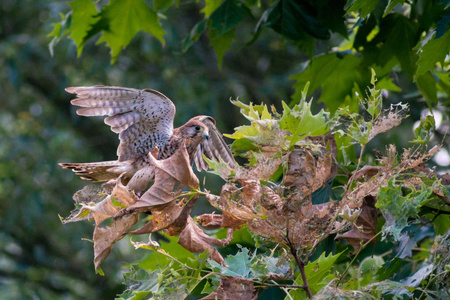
[59,160,130,182]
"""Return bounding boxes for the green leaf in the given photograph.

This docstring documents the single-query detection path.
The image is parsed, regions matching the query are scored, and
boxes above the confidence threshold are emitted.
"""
[411,115,435,144]
[138,236,195,271]
[359,255,385,286]
[376,257,403,280]
[415,30,450,79]
[111,196,126,208]
[346,0,379,18]
[288,251,342,298]
[208,247,253,278]
[208,28,235,69]
[378,14,419,78]
[48,12,72,56]
[262,0,330,40]
[376,76,402,92]
[278,98,330,147]
[68,0,99,56]
[416,72,439,107]
[290,53,365,113]
[180,19,207,53]
[376,178,434,240]
[250,255,291,280]
[383,0,406,18]
[202,0,223,17]
[210,0,247,36]
[153,0,175,11]
[230,138,260,154]
[208,247,291,281]
[203,154,236,179]
[96,0,166,63]
[433,214,450,235]
[225,100,288,152]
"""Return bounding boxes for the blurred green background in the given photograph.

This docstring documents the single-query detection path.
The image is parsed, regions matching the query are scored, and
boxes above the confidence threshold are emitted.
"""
[0,0,448,299]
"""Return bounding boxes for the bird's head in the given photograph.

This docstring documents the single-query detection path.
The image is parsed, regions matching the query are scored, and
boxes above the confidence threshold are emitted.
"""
[181,120,210,141]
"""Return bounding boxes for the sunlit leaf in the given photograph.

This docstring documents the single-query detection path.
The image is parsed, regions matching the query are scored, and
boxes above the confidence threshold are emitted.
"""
[415,30,450,79]
[279,99,330,147]
[68,0,99,56]
[288,251,342,298]
[202,0,223,17]
[346,0,379,17]
[96,0,166,62]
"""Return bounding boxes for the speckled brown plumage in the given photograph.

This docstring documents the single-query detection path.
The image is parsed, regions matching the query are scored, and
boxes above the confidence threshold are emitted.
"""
[59,86,236,193]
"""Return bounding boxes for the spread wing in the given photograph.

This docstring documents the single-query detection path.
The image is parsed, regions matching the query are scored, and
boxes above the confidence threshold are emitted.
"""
[66,86,176,162]
[191,116,237,171]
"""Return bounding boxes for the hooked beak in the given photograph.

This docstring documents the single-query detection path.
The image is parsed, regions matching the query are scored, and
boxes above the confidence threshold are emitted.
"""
[203,133,210,140]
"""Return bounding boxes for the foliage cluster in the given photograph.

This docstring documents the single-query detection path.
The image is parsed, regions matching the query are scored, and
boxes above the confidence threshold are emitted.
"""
[61,74,450,299]
[50,0,449,110]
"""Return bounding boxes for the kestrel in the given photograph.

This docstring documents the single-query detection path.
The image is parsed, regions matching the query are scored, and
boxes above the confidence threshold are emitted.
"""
[59,86,236,193]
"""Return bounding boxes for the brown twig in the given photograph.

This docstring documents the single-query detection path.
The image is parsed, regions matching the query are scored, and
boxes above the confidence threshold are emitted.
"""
[284,226,313,299]
[289,246,313,299]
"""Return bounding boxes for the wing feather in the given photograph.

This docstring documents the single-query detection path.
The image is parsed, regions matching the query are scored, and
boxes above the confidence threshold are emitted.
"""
[66,86,175,161]
[192,116,236,171]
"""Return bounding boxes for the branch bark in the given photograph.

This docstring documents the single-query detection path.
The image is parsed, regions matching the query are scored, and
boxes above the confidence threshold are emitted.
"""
[289,244,313,299]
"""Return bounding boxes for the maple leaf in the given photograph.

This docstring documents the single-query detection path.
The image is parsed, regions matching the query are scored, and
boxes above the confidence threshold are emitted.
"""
[68,0,99,56]
[96,0,166,62]
[279,98,330,147]
[225,100,289,153]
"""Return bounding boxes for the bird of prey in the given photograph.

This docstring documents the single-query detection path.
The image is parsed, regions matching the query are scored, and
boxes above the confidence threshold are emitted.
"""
[59,86,236,193]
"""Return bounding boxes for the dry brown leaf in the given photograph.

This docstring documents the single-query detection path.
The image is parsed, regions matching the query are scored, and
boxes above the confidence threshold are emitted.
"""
[344,145,441,208]
[204,136,339,250]
[206,182,262,228]
[130,195,196,235]
[93,213,139,270]
[126,142,199,210]
[196,213,223,228]
[200,276,258,300]
[246,201,341,250]
[92,178,139,225]
[369,104,409,140]
[439,173,450,185]
[335,195,378,253]
[234,153,282,181]
[353,166,382,181]
[283,144,333,203]
[178,216,234,264]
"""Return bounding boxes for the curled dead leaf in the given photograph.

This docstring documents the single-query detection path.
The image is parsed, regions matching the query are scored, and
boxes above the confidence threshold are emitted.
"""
[125,142,199,211]
[196,213,223,229]
[283,142,334,203]
[353,166,382,181]
[178,216,234,264]
[335,195,378,253]
[93,213,139,271]
[369,103,408,140]
[130,195,197,235]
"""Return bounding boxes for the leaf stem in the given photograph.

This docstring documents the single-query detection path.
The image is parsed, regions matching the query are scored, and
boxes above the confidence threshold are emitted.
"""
[346,144,366,192]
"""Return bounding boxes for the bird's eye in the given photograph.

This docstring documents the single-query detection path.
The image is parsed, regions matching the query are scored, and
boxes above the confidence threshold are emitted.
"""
[194,125,201,131]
